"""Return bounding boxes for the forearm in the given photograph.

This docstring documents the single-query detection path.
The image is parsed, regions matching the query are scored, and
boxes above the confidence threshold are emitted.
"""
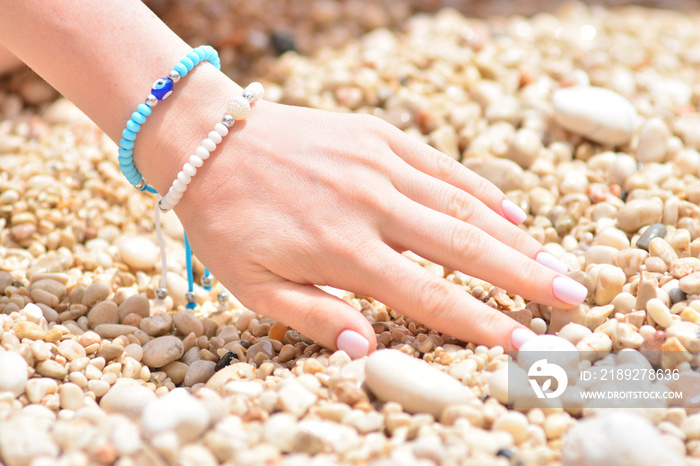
[0,0,242,192]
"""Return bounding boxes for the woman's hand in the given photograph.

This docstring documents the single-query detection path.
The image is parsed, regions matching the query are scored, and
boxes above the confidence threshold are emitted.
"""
[168,98,587,358]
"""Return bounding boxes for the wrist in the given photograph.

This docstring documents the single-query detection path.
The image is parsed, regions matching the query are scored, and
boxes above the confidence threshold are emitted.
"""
[133,64,243,195]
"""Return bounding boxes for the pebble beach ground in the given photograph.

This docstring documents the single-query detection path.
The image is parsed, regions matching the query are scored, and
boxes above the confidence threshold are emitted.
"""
[4,1,700,465]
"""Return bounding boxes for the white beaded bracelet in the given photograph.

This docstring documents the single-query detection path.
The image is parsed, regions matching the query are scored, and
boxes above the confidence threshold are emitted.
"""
[158,82,264,213]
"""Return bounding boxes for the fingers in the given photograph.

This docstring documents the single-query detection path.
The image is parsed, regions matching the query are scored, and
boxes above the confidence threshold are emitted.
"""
[244,276,377,359]
[384,196,587,309]
[394,169,545,259]
[385,128,527,225]
[351,243,536,350]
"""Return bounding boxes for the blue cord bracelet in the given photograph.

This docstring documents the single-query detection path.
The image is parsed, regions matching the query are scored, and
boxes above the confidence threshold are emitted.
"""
[120,46,221,309]
[117,45,220,192]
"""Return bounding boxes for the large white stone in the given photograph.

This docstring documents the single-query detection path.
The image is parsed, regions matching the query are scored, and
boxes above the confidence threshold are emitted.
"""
[141,387,210,442]
[117,235,159,271]
[552,86,638,146]
[0,350,28,397]
[100,379,156,418]
[365,349,473,418]
[562,412,683,466]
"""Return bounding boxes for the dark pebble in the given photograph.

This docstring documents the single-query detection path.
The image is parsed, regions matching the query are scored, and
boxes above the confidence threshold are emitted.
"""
[620,191,628,202]
[239,339,252,349]
[496,448,515,459]
[271,32,296,55]
[215,351,238,372]
[669,287,687,305]
[635,223,667,251]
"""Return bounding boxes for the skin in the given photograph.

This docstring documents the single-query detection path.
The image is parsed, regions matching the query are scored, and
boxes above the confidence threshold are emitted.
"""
[0,0,583,356]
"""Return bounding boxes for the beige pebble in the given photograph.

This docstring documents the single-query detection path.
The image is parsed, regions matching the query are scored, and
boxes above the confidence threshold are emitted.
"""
[174,310,204,337]
[594,265,626,305]
[680,272,700,295]
[25,377,57,404]
[58,339,87,361]
[140,314,173,336]
[59,382,85,410]
[493,411,529,445]
[647,298,673,328]
[142,335,185,368]
[36,359,68,380]
[162,361,188,385]
[124,343,143,362]
[118,294,150,322]
[29,279,67,301]
[118,236,159,271]
[100,379,157,418]
[14,321,46,340]
[616,199,663,233]
[93,324,139,339]
[637,117,670,163]
[552,86,637,146]
[184,360,216,387]
[365,349,473,418]
[82,282,110,307]
[87,301,119,328]
[30,288,59,308]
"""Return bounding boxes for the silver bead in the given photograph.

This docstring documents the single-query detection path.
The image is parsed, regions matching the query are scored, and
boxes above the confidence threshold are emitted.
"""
[242,89,254,102]
[201,275,213,288]
[185,291,197,304]
[156,288,168,300]
[168,70,181,83]
[222,114,235,128]
[217,292,229,305]
[134,179,146,191]
[145,94,158,106]
[158,199,170,213]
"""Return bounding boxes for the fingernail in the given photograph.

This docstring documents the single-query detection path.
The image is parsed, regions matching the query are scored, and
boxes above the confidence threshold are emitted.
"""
[552,276,588,305]
[502,199,527,225]
[536,251,569,275]
[337,330,369,359]
[511,328,537,350]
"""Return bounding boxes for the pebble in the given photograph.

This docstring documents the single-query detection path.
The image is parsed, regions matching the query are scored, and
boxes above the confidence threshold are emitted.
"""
[87,300,119,327]
[13,321,46,340]
[517,335,578,382]
[278,379,318,417]
[594,265,626,305]
[493,411,529,444]
[562,412,683,466]
[93,324,139,339]
[118,294,150,321]
[680,272,700,295]
[173,310,204,337]
[36,359,68,380]
[140,314,173,336]
[141,388,210,442]
[293,420,360,454]
[58,340,87,361]
[365,349,472,418]
[506,128,542,169]
[617,199,663,233]
[100,379,156,418]
[0,417,59,465]
[82,282,110,307]
[117,236,159,271]
[635,224,666,252]
[0,350,28,396]
[552,86,638,146]
[183,360,216,387]
[58,382,85,410]
[646,298,673,328]
[637,118,670,163]
[142,335,184,368]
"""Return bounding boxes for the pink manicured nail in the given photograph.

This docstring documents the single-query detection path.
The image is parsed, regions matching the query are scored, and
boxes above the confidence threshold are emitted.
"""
[337,330,369,359]
[553,276,588,305]
[536,251,569,275]
[502,199,527,225]
[511,328,537,350]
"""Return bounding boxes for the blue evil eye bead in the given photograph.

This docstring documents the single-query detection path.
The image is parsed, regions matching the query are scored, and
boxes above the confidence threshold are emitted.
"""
[151,78,174,100]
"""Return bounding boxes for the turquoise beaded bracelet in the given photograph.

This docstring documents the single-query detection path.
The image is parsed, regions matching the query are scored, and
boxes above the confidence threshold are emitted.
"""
[117,45,221,192]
